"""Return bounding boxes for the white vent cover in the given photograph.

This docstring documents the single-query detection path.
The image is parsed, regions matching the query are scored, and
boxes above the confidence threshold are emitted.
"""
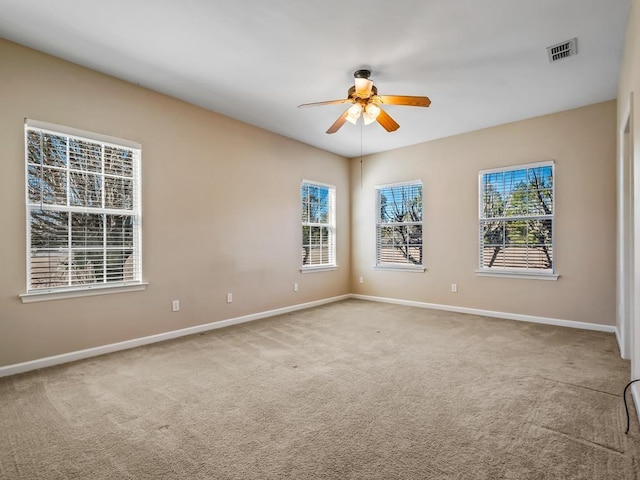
[547,38,578,62]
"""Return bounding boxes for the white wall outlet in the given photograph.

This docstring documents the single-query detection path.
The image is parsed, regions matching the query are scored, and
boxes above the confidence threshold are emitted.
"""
[293,283,299,292]
[226,293,233,303]
[359,276,364,284]
[451,283,458,293]
[172,300,180,312]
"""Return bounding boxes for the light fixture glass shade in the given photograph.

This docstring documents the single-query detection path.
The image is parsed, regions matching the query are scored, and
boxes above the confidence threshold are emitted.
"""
[363,112,376,125]
[354,78,373,97]
[365,103,381,118]
[346,103,363,125]
[363,103,381,125]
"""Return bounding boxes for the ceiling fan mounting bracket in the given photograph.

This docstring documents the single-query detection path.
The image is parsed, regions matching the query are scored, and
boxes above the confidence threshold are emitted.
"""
[353,69,371,79]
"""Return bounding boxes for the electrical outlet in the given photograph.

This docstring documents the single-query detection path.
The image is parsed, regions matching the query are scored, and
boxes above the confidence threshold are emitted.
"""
[359,276,364,284]
[226,293,233,303]
[293,283,299,292]
[172,300,180,312]
[451,283,458,293]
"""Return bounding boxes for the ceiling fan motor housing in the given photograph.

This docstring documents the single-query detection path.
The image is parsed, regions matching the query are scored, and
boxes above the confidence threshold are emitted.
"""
[348,85,377,100]
[354,69,371,79]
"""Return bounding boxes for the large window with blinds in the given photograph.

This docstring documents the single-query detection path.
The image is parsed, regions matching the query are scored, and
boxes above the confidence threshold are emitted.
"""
[24,119,142,294]
[301,181,336,270]
[376,181,423,269]
[479,161,554,274]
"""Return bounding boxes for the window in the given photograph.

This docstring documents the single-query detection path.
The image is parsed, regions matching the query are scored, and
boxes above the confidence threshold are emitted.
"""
[376,181,423,270]
[301,181,336,270]
[24,119,142,297]
[478,161,554,276]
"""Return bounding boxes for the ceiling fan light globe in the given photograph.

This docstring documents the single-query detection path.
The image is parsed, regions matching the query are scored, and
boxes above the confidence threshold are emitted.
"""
[354,78,373,97]
[348,103,363,116]
[346,103,363,124]
[365,103,381,118]
[363,112,376,125]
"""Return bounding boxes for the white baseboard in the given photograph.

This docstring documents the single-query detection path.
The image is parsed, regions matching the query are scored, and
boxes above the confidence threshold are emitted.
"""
[615,327,628,359]
[0,294,350,378]
[350,294,616,333]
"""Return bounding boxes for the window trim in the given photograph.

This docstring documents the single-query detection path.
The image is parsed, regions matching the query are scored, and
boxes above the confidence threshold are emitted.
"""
[300,179,337,272]
[20,282,148,303]
[474,269,558,281]
[300,265,338,274]
[373,264,426,273]
[375,179,424,271]
[22,119,144,300]
[25,119,141,150]
[477,160,557,279]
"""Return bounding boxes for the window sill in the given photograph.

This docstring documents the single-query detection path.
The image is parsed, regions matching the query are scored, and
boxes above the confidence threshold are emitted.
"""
[20,282,148,303]
[374,264,426,273]
[475,269,559,281]
[300,265,338,274]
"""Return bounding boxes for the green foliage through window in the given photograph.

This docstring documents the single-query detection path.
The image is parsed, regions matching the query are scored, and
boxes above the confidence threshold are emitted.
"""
[479,163,553,271]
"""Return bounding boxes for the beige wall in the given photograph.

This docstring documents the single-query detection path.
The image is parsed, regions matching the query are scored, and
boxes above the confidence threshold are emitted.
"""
[350,101,617,326]
[0,39,350,367]
[617,0,639,370]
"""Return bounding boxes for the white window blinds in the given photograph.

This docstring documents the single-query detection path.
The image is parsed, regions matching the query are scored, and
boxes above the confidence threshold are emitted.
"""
[301,181,336,268]
[376,181,423,267]
[479,161,554,272]
[25,120,142,292]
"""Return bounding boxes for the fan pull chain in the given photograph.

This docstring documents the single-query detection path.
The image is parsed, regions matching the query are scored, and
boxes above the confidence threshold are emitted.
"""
[360,121,363,189]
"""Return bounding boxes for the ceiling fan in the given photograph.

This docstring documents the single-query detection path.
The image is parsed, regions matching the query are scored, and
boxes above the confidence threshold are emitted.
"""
[298,69,431,134]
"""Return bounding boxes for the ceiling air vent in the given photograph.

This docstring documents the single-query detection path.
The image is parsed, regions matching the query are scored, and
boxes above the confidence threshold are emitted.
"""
[547,38,578,62]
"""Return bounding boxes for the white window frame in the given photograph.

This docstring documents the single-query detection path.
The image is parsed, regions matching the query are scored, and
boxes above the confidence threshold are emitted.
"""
[20,119,146,303]
[301,180,337,273]
[476,160,558,280]
[375,180,425,272]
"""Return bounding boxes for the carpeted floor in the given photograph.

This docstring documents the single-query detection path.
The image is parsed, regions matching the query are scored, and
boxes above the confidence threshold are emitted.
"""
[0,299,638,479]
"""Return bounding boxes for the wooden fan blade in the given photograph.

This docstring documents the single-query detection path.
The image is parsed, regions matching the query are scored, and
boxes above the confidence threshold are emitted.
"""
[298,99,353,108]
[375,95,431,107]
[326,109,350,134]
[376,107,400,132]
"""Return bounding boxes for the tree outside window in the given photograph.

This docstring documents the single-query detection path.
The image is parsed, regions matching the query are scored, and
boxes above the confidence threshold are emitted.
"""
[479,162,554,272]
[301,181,335,269]
[376,182,423,267]
[25,120,142,292]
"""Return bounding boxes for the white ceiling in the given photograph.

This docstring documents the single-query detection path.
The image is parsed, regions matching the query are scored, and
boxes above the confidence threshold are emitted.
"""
[0,0,631,158]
